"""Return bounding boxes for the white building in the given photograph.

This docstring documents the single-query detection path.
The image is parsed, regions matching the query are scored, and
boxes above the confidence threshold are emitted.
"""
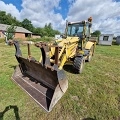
[99,34,114,45]
[55,35,62,40]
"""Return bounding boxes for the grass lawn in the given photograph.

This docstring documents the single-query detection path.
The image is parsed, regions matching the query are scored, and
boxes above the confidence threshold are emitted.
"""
[0,42,120,120]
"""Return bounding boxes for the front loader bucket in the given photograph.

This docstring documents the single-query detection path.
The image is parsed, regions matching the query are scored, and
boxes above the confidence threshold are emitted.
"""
[12,41,68,112]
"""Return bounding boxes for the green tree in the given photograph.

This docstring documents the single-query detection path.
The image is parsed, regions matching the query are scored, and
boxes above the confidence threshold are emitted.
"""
[54,30,60,35]
[43,23,60,37]
[91,30,101,37]
[0,11,21,26]
[21,19,34,32]
[33,23,60,37]
[6,24,16,41]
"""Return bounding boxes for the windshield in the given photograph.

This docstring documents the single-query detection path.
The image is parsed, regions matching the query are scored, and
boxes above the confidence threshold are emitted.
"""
[67,23,84,37]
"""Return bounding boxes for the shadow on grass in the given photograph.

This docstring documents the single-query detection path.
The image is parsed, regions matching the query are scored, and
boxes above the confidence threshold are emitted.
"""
[0,105,20,120]
[9,65,16,69]
[82,118,96,120]
[63,64,76,74]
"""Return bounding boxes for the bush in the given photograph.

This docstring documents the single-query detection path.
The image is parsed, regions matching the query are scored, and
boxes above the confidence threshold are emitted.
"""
[112,40,117,45]
[27,36,54,42]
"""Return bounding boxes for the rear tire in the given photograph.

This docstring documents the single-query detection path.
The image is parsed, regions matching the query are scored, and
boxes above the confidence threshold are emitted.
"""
[73,56,85,74]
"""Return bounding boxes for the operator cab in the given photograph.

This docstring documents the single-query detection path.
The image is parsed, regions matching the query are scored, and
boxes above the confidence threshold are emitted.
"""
[67,21,91,38]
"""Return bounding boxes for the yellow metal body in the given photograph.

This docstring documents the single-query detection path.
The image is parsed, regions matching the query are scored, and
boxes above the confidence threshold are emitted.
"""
[39,17,96,70]
[39,37,96,70]
[49,37,79,69]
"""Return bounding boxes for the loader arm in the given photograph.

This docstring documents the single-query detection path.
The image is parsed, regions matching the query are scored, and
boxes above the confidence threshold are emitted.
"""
[47,37,79,69]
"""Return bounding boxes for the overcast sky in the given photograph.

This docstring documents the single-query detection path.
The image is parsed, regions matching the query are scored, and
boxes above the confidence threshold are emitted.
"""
[0,0,120,36]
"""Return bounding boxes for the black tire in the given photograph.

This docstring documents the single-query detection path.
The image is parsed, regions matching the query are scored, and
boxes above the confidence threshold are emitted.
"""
[87,45,94,62]
[73,56,85,74]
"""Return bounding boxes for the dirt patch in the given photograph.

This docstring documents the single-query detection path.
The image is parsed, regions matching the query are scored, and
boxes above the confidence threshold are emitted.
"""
[70,95,79,101]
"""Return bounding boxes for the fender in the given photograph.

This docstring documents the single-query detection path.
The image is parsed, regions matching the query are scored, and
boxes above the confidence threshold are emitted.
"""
[85,41,94,50]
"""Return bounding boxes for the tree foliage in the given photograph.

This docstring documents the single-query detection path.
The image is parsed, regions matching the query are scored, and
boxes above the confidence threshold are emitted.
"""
[0,11,21,26]
[0,11,61,37]
[33,23,60,37]
[91,30,101,37]
[21,18,34,32]
[6,24,16,40]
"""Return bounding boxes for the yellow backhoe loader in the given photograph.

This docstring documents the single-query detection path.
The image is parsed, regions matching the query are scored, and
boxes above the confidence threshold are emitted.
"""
[11,17,96,112]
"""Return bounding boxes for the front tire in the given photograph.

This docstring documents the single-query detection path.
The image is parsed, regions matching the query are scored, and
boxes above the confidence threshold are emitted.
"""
[73,56,85,74]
